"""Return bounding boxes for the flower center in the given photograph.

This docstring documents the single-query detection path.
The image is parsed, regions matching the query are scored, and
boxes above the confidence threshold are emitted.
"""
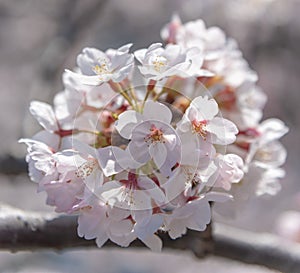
[152,56,168,72]
[120,172,138,205]
[256,148,272,161]
[76,159,97,178]
[93,59,111,76]
[145,125,165,144]
[192,119,208,140]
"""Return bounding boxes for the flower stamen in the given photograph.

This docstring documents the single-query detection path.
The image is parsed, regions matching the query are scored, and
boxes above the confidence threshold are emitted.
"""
[144,125,165,144]
[152,56,168,72]
[93,59,112,80]
[76,159,97,178]
[192,119,208,140]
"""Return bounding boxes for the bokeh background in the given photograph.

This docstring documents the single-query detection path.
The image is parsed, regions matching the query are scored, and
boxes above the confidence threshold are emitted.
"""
[0,0,298,272]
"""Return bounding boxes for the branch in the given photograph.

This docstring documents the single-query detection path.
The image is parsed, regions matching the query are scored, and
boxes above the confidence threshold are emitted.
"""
[0,204,212,257]
[1,203,300,272]
[213,223,300,272]
[0,156,27,175]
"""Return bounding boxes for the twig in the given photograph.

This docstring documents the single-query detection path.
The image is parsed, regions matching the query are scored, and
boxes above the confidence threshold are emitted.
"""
[0,203,300,272]
[213,223,300,272]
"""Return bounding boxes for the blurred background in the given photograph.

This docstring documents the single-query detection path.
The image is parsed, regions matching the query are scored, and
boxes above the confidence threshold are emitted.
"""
[0,0,298,272]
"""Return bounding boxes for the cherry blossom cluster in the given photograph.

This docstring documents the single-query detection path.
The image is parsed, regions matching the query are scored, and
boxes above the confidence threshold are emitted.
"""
[20,16,288,251]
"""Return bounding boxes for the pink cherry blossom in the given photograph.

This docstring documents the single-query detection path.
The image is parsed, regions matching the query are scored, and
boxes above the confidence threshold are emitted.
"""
[115,101,181,176]
[177,95,238,145]
[164,192,231,239]
[208,153,244,191]
[19,16,289,251]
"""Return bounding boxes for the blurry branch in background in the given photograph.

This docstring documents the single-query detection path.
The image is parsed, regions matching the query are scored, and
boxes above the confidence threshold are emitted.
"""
[0,203,300,272]
[0,155,27,175]
[213,224,300,272]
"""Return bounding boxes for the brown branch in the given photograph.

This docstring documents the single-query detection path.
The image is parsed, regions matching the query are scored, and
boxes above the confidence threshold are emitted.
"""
[1,203,300,272]
[213,223,300,272]
[0,204,212,257]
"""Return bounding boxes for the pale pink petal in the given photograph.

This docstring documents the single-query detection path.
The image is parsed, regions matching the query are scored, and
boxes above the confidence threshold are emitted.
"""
[110,219,133,235]
[30,101,58,132]
[64,70,102,86]
[77,206,106,239]
[97,146,126,177]
[134,48,147,63]
[107,206,131,221]
[77,47,106,75]
[150,143,167,169]
[138,176,166,204]
[98,181,125,207]
[207,117,238,145]
[163,169,186,202]
[132,190,152,210]
[205,191,232,202]
[258,118,289,144]
[140,234,162,252]
[134,214,163,240]
[191,96,219,120]
[32,131,60,151]
[115,110,143,139]
[167,219,187,239]
[95,233,109,247]
[143,101,172,124]
[127,141,150,164]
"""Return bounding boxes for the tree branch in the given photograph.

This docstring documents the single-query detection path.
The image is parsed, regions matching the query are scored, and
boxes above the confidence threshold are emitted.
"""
[0,156,27,175]
[0,204,212,257]
[1,203,300,272]
[213,223,300,272]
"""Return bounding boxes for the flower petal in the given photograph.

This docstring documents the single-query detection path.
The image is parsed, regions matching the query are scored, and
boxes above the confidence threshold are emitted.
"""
[150,143,167,170]
[134,214,163,241]
[64,69,102,86]
[191,96,219,120]
[207,117,238,145]
[115,110,143,139]
[29,101,58,132]
[140,234,162,252]
[143,101,172,124]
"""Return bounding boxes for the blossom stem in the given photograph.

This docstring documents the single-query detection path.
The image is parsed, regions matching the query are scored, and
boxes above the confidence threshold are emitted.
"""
[153,89,166,101]
[142,80,157,108]
[108,81,134,108]
[77,129,101,136]
[153,76,178,102]
[120,78,138,108]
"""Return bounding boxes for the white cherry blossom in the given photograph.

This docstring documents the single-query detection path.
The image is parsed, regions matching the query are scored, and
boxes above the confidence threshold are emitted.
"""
[66,44,134,86]
[214,81,267,130]
[54,71,116,123]
[245,118,289,168]
[207,154,244,190]
[135,43,212,81]
[19,138,57,183]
